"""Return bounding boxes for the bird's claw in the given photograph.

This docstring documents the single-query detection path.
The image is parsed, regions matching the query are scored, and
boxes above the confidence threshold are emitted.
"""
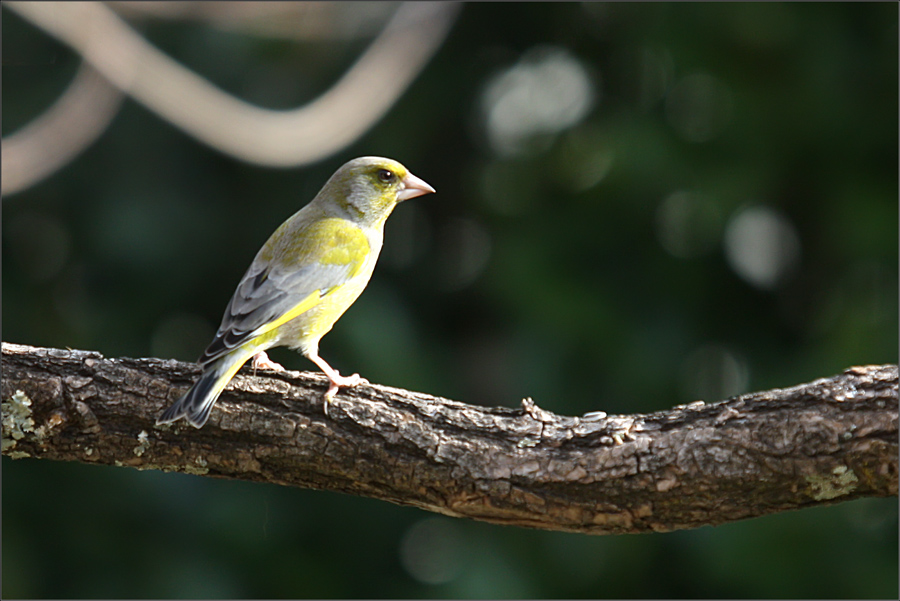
[322,373,368,417]
[251,351,285,372]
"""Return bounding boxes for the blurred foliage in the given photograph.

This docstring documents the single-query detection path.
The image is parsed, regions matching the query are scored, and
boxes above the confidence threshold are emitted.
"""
[3,2,897,598]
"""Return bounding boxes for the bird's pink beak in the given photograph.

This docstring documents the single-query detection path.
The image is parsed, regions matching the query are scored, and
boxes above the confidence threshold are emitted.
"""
[398,172,436,201]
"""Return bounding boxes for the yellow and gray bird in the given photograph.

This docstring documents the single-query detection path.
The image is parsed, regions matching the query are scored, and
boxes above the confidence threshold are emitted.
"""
[157,156,435,428]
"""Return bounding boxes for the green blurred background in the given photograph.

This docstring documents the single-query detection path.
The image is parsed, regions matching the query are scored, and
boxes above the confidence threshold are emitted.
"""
[3,2,897,598]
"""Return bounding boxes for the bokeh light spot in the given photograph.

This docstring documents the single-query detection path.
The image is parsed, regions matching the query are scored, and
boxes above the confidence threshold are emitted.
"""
[655,190,724,259]
[555,126,615,193]
[399,517,466,585]
[481,46,596,157]
[478,160,540,216]
[665,72,733,143]
[436,217,492,291]
[638,46,675,110]
[679,343,750,403]
[724,205,801,290]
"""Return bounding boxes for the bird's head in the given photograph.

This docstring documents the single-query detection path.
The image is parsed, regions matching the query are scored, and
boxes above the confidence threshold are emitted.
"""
[319,156,435,227]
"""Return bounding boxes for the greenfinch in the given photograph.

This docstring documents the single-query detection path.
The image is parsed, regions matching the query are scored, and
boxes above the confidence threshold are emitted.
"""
[157,157,435,428]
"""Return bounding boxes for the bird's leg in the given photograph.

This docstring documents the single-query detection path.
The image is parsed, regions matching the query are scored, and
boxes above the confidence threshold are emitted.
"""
[251,351,285,372]
[306,351,368,416]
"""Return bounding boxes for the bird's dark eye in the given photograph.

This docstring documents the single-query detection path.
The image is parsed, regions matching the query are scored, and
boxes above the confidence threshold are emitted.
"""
[377,169,395,183]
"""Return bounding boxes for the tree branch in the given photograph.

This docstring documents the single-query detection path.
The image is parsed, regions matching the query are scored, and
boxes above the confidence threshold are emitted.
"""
[3,342,897,535]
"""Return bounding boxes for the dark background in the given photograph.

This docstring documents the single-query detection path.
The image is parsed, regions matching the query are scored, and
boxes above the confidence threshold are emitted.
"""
[3,2,897,598]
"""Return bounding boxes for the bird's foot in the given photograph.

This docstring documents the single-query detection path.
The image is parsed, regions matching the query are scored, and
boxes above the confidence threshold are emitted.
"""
[323,372,369,417]
[251,351,285,372]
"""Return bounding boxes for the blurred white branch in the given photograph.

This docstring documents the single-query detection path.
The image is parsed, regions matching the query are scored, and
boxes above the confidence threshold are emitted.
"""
[2,62,124,197]
[3,1,458,196]
[108,1,403,40]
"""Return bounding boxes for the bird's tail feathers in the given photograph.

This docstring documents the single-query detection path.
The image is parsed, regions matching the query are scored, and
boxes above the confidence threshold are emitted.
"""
[156,351,251,428]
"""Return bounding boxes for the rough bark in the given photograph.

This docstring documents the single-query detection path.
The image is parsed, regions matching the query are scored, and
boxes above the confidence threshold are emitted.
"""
[2,342,897,535]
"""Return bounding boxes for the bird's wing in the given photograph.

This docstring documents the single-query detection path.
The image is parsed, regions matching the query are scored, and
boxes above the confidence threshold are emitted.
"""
[198,218,370,365]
